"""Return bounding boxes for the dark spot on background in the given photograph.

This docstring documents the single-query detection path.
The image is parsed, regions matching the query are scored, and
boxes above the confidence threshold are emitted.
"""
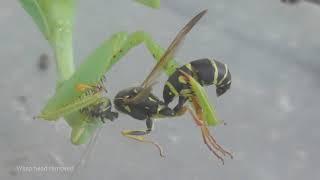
[16,95,27,104]
[38,53,50,71]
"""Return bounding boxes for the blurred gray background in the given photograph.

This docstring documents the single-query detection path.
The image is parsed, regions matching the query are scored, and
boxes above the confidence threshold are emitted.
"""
[1,0,320,179]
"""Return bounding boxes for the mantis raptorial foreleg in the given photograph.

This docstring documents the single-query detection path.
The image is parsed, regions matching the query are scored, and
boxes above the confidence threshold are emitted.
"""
[178,70,233,163]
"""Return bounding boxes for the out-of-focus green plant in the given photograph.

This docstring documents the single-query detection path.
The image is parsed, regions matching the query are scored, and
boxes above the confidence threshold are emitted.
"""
[135,0,160,8]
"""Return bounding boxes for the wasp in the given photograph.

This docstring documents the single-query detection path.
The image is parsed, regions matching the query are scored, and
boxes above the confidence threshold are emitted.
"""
[114,10,207,157]
[113,9,232,163]
[163,58,231,112]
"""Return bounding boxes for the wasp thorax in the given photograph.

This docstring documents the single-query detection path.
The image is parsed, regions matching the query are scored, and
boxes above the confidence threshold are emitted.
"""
[113,87,140,114]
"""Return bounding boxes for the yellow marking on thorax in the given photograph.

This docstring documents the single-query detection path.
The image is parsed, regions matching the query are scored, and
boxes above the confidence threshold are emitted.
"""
[148,97,157,102]
[165,82,179,96]
[124,105,131,113]
[180,89,193,97]
[178,76,187,84]
[185,63,192,70]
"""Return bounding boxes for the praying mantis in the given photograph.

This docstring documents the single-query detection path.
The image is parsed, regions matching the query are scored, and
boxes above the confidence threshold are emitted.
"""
[37,10,232,163]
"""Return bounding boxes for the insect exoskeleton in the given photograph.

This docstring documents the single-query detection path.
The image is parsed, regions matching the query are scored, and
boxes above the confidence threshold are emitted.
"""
[110,10,234,161]
[163,58,232,112]
[80,97,118,123]
[114,87,175,121]
[76,77,118,123]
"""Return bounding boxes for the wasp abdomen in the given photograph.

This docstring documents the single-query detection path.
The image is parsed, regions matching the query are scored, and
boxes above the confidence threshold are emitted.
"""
[163,58,231,107]
[190,58,230,87]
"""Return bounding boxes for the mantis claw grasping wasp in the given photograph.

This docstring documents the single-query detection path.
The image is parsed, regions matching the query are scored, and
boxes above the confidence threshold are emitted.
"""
[114,9,233,163]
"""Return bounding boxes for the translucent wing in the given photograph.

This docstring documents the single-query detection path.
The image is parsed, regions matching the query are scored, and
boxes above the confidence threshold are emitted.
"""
[127,9,207,104]
[142,9,207,88]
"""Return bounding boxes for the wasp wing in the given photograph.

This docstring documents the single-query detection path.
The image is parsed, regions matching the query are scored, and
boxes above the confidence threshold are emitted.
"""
[141,9,208,88]
[127,9,208,104]
[122,81,157,104]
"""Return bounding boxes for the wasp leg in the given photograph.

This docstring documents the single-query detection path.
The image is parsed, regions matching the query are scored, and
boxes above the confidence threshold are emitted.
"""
[174,105,189,116]
[99,97,118,122]
[153,106,187,121]
[121,118,165,157]
[158,106,176,117]
[173,96,188,113]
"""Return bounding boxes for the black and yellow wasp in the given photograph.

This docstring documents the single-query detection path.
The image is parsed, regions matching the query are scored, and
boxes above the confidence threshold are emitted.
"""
[114,9,233,162]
